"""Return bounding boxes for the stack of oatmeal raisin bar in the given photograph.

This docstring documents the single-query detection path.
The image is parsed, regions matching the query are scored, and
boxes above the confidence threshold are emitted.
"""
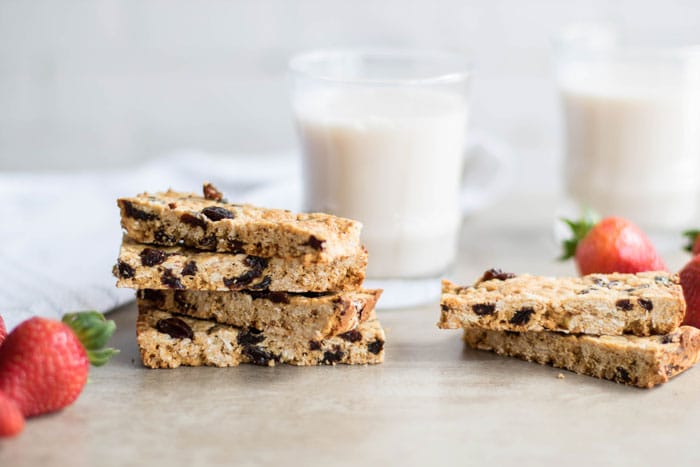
[439,268,700,387]
[114,183,385,368]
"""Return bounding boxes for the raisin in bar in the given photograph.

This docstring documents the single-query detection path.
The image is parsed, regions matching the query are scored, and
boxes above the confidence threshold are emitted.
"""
[137,307,385,368]
[137,288,382,341]
[118,184,362,258]
[463,326,700,388]
[439,270,685,336]
[114,237,367,293]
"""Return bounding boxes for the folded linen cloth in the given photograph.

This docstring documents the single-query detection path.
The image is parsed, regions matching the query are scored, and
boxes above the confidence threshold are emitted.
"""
[0,151,301,330]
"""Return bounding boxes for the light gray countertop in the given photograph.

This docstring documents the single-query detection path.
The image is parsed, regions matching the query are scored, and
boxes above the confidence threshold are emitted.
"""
[1,203,698,467]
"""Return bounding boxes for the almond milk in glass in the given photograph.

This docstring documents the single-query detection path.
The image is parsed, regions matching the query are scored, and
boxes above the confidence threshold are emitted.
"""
[290,49,505,307]
[556,25,700,230]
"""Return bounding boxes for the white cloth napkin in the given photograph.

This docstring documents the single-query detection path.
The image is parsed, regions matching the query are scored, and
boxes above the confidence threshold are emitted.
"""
[0,151,301,330]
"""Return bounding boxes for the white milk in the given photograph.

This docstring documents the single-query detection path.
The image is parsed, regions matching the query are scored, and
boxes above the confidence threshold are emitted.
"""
[560,62,700,229]
[294,88,468,278]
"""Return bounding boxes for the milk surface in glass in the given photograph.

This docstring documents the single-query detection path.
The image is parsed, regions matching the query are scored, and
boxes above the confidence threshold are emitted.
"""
[295,87,468,278]
[560,59,700,229]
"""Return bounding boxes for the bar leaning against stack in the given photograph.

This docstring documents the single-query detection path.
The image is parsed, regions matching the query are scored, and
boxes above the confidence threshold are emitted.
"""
[438,268,700,388]
[114,183,385,368]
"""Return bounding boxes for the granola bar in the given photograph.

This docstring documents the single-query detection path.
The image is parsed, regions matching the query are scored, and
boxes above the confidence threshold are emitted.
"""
[439,270,685,336]
[118,185,362,258]
[136,288,381,341]
[137,307,385,368]
[463,326,700,388]
[114,237,367,293]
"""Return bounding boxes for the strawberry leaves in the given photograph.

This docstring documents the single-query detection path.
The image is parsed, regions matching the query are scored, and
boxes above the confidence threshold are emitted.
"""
[559,209,599,261]
[683,229,700,254]
[62,311,118,367]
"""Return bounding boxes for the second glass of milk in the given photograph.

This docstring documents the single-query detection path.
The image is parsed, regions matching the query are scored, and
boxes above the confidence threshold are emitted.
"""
[556,25,700,230]
[289,49,475,307]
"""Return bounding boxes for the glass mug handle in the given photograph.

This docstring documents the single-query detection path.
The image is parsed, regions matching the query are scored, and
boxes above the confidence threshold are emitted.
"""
[460,130,514,215]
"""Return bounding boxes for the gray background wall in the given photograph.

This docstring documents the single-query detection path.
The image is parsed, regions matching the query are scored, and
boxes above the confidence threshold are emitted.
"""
[1,0,699,195]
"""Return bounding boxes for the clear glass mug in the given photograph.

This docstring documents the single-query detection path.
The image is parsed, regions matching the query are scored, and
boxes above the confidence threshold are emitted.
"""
[554,24,700,231]
[289,49,510,307]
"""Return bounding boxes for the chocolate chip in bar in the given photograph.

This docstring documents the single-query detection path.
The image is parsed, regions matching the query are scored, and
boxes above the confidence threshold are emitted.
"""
[638,298,654,311]
[156,317,193,340]
[247,276,272,291]
[367,339,384,355]
[140,247,168,267]
[122,200,157,221]
[309,340,322,351]
[139,289,165,305]
[226,238,246,254]
[472,303,496,316]
[256,291,290,304]
[181,260,198,276]
[305,235,325,251]
[223,256,268,290]
[180,213,207,229]
[339,329,362,343]
[322,349,345,364]
[615,299,634,311]
[615,366,632,384]
[243,345,277,366]
[244,255,268,270]
[201,206,234,221]
[117,260,135,279]
[237,328,265,346]
[509,307,534,325]
[161,269,184,289]
[223,270,262,290]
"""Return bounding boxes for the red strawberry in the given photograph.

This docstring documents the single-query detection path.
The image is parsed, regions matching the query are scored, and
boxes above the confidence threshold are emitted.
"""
[0,390,24,437]
[0,311,117,418]
[0,314,6,346]
[561,215,667,275]
[683,229,700,256]
[680,256,700,328]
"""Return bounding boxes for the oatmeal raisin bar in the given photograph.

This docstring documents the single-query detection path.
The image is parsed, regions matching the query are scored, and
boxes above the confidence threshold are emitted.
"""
[118,184,362,258]
[439,270,685,336]
[137,288,382,341]
[114,237,367,292]
[137,307,385,368]
[463,326,700,388]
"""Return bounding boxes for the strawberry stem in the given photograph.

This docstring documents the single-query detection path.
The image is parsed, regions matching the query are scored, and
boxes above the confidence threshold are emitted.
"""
[683,229,700,253]
[62,311,119,367]
[559,209,599,261]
